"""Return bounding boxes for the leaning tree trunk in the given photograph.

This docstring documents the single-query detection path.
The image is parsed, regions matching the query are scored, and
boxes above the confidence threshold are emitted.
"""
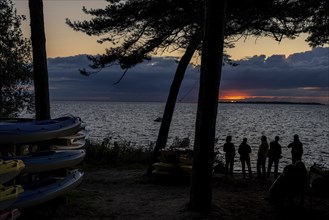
[29,0,50,120]
[147,35,200,175]
[189,0,227,211]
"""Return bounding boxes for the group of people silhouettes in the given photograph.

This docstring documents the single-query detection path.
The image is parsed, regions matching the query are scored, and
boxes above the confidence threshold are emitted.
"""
[223,134,303,179]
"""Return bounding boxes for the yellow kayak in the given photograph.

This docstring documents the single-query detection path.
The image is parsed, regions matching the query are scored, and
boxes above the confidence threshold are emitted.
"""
[0,185,24,210]
[0,160,25,184]
[180,164,192,174]
[153,162,178,172]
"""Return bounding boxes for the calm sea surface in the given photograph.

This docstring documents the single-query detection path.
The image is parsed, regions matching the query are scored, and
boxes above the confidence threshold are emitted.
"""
[49,101,329,171]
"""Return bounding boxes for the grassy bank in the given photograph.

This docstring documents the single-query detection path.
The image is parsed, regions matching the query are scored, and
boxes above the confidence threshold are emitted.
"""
[82,136,196,166]
[83,138,154,167]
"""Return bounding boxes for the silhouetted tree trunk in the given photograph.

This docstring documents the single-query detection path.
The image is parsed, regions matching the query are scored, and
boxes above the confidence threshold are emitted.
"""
[147,35,201,175]
[189,0,227,211]
[29,0,50,120]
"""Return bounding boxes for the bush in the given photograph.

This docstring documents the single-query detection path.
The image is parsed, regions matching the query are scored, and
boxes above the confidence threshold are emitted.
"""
[84,137,153,166]
[169,136,191,150]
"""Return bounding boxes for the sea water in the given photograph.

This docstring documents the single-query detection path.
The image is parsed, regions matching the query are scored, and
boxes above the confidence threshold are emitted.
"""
[50,101,329,171]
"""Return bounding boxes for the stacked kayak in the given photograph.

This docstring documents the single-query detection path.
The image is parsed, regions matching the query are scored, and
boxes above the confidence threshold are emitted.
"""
[0,116,82,145]
[152,149,193,177]
[0,160,25,184]
[0,185,24,210]
[0,159,25,212]
[51,139,86,150]
[49,130,87,150]
[13,169,84,209]
[1,150,85,174]
[0,115,87,211]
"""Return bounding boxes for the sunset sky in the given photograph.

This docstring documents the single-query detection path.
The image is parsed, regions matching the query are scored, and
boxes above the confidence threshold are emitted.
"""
[12,0,329,104]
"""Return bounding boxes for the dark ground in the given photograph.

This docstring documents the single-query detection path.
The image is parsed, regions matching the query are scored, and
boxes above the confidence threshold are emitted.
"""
[19,167,329,220]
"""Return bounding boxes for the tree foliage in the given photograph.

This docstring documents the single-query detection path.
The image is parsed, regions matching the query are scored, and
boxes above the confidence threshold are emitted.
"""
[0,0,34,117]
[66,0,321,74]
[304,0,329,47]
[67,0,201,75]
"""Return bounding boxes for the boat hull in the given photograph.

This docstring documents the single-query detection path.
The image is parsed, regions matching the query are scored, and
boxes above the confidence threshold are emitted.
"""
[0,116,82,144]
[0,160,25,184]
[0,150,86,174]
[0,185,24,210]
[11,169,84,209]
[41,130,87,146]
[50,139,86,150]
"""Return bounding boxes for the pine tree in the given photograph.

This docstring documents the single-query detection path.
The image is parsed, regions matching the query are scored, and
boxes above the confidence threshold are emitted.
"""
[67,0,327,211]
[0,0,34,117]
[67,0,323,172]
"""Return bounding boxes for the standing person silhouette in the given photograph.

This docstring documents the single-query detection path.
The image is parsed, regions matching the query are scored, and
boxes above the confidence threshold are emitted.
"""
[288,134,303,164]
[267,136,282,178]
[238,138,252,179]
[223,135,235,177]
[257,135,269,179]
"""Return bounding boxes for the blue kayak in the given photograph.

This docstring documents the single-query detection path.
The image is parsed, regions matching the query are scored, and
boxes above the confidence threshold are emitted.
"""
[0,116,83,144]
[11,169,84,209]
[0,150,86,173]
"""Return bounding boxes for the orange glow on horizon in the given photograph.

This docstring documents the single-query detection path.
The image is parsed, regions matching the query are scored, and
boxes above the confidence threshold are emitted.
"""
[221,95,247,100]
[219,92,282,101]
[220,91,249,101]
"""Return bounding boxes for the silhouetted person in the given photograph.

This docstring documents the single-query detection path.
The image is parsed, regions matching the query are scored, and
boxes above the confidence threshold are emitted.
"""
[238,138,252,179]
[288,134,303,164]
[267,136,282,178]
[257,135,269,179]
[294,160,309,201]
[269,163,295,203]
[223,135,235,177]
[269,161,309,204]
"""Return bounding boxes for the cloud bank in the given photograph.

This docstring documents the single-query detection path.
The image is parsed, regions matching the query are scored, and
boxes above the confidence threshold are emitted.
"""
[47,47,329,104]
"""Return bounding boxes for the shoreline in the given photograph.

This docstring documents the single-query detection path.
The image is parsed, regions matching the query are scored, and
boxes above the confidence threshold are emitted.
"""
[51,99,327,106]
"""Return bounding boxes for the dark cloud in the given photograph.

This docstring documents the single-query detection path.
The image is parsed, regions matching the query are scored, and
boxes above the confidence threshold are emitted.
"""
[221,47,328,103]
[47,56,200,102]
[47,47,329,104]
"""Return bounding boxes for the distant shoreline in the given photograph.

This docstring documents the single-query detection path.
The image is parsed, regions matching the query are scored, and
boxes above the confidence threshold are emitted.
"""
[218,101,325,105]
[51,99,326,105]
